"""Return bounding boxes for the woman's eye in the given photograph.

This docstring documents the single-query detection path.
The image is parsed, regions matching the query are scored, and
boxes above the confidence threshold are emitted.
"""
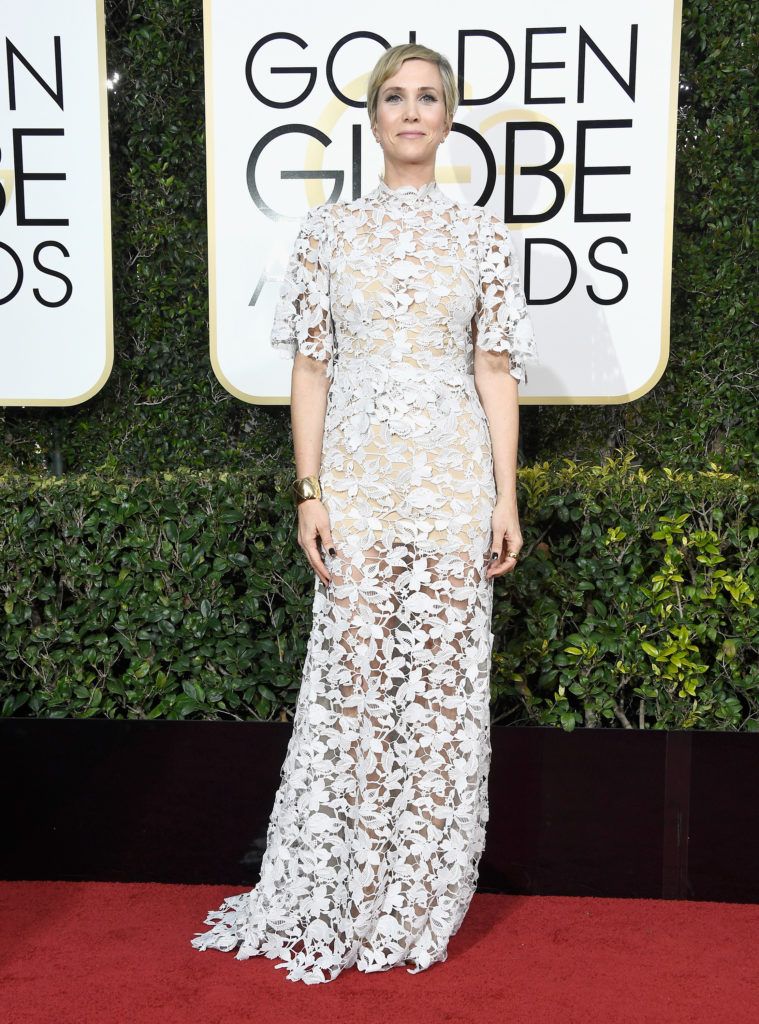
[385,93,437,102]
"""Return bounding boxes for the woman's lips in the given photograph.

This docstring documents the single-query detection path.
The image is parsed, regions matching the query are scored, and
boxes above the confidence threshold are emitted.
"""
[398,132,425,137]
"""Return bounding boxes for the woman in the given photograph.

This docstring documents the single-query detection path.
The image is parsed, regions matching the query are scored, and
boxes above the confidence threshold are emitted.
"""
[191,42,538,984]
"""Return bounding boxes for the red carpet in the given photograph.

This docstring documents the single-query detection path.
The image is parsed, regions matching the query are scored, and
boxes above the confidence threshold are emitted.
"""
[0,882,756,1024]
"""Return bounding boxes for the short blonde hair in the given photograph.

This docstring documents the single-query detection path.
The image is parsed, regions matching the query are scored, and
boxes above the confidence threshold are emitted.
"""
[366,44,458,130]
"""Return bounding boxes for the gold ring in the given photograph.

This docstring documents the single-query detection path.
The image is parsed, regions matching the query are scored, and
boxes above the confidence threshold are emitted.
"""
[507,551,519,560]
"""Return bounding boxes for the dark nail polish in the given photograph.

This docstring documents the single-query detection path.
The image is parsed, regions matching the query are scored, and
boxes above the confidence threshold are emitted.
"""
[329,547,336,556]
[490,552,498,560]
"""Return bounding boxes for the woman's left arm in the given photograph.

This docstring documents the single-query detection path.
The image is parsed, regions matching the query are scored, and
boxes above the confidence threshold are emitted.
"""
[473,333,523,578]
[472,211,538,578]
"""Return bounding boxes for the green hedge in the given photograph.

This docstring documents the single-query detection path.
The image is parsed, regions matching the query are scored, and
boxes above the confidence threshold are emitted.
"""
[2,455,756,729]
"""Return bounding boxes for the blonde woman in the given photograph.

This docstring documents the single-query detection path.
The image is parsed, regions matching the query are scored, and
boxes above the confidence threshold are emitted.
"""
[192,42,538,984]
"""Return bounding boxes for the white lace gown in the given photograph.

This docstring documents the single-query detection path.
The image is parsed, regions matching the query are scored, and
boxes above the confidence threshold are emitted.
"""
[190,176,538,984]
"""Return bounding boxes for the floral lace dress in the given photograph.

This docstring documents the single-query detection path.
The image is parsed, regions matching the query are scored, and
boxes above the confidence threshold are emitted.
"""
[190,175,538,983]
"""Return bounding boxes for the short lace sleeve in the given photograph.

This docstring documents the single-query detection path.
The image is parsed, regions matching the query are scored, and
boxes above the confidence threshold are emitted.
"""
[474,212,538,383]
[270,205,334,377]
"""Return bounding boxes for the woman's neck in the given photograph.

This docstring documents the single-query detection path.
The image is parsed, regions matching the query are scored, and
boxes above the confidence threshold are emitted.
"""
[380,166,437,190]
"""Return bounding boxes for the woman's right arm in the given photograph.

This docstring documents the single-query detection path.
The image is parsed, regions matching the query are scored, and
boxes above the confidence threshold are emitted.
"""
[291,352,335,586]
[270,204,337,585]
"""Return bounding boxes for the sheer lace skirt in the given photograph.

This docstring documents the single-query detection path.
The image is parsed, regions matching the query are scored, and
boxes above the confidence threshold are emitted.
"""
[191,526,495,984]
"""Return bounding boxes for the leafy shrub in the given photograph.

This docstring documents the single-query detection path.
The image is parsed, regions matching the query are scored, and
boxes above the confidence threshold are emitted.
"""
[2,454,756,729]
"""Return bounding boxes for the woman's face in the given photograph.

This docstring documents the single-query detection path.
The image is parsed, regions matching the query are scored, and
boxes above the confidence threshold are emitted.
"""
[372,59,450,166]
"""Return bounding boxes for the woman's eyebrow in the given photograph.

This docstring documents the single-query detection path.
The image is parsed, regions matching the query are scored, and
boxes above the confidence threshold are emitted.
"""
[382,85,439,93]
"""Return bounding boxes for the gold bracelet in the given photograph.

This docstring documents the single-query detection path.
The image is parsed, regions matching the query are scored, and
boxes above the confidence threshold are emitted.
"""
[291,474,321,504]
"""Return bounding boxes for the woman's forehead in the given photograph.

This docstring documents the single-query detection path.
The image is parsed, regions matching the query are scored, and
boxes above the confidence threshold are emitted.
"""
[382,60,442,91]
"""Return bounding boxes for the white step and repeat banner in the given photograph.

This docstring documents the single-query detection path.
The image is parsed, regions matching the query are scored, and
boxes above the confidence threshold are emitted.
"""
[0,0,112,407]
[204,0,683,405]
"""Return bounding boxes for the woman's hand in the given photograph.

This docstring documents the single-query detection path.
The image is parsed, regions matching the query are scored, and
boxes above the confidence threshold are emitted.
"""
[487,496,523,579]
[297,498,336,586]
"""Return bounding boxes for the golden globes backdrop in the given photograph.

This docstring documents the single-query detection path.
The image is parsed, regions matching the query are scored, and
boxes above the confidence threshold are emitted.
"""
[204,0,683,406]
[0,0,112,407]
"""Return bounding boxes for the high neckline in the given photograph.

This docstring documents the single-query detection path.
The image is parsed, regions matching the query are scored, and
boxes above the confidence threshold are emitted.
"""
[376,175,440,202]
